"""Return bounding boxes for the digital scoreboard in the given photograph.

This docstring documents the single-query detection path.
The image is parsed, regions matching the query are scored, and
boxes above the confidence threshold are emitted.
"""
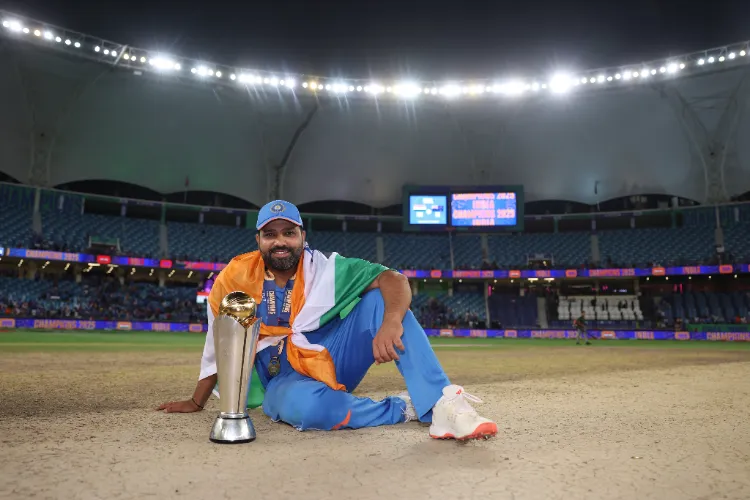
[450,192,518,227]
[402,185,524,232]
[408,195,447,225]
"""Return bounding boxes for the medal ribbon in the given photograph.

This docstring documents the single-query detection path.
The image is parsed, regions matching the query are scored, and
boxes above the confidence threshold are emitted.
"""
[262,273,295,327]
[262,272,294,376]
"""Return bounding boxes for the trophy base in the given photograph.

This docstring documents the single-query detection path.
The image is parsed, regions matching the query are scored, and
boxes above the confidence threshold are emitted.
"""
[209,414,256,444]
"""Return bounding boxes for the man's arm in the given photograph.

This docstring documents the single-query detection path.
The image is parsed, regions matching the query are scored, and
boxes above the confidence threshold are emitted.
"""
[157,374,217,413]
[157,299,219,413]
[367,270,411,321]
[369,270,412,364]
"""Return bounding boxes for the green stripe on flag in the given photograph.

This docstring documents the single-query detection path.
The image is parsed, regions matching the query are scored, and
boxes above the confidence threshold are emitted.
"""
[320,256,388,325]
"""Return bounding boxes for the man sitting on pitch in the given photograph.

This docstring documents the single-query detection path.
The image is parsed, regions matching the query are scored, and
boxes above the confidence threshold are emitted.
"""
[158,200,498,441]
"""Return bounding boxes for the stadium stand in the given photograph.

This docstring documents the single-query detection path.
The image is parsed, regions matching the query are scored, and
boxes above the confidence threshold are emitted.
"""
[724,224,750,263]
[382,234,451,270]
[657,291,750,325]
[41,212,161,258]
[0,275,206,323]
[2,186,750,331]
[486,232,590,268]
[3,192,750,330]
[3,183,749,269]
[597,227,716,267]
[412,292,486,328]
[0,184,35,249]
[452,235,484,269]
[488,293,538,328]
[307,231,377,262]
[0,203,34,250]
[167,221,254,262]
[167,225,380,263]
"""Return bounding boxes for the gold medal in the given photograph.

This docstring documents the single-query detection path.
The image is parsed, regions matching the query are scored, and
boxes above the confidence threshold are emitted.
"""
[268,339,284,377]
[268,358,280,377]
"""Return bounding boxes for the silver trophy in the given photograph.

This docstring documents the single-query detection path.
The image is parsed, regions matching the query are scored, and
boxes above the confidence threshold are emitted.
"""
[209,291,261,444]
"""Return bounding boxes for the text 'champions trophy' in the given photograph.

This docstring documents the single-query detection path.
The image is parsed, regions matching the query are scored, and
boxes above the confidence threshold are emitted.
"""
[209,291,261,444]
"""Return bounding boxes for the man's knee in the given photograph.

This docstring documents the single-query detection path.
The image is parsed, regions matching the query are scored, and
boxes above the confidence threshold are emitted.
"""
[358,288,417,323]
[266,379,350,431]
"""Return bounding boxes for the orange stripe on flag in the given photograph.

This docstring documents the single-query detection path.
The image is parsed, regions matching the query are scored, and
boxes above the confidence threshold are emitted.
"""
[286,341,346,392]
[208,250,307,339]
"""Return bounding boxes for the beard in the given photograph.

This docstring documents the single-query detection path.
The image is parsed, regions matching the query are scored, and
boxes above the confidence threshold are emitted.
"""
[261,245,303,272]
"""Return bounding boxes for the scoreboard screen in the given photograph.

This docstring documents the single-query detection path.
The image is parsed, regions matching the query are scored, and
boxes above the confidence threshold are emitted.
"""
[450,192,517,227]
[403,184,524,232]
[409,195,447,225]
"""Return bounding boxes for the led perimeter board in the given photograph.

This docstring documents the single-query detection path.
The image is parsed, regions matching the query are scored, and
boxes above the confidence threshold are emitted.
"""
[402,185,525,232]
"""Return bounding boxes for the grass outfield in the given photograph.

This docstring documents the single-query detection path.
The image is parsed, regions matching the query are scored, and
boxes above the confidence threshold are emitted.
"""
[1,328,749,352]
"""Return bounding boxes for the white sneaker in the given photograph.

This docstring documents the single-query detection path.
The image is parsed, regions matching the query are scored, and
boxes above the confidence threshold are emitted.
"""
[429,385,498,441]
[396,392,418,422]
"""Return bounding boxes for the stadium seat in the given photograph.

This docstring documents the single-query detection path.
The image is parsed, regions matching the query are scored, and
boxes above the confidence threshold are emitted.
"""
[0,204,35,249]
[598,227,715,267]
[0,184,36,248]
[167,222,255,262]
[724,223,750,262]
[41,212,160,257]
[307,231,377,262]
[383,234,450,269]
[486,232,590,267]
[451,235,484,268]
[488,293,537,327]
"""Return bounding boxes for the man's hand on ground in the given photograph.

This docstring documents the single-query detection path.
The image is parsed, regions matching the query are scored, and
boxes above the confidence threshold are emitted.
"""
[156,399,202,413]
[157,375,216,413]
[373,318,405,365]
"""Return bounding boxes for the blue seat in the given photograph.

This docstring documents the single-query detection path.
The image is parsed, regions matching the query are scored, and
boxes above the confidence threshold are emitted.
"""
[487,232,589,267]
[383,234,450,269]
[307,231,377,261]
[724,223,750,262]
[0,204,34,248]
[41,212,160,257]
[168,222,255,262]
[598,227,715,267]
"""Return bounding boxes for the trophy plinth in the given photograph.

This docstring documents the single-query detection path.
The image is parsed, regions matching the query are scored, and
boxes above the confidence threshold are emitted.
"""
[209,291,261,444]
[209,413,256,444]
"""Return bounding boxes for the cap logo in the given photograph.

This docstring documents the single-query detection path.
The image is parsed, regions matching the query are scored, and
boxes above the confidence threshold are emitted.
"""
[270,203,285,213]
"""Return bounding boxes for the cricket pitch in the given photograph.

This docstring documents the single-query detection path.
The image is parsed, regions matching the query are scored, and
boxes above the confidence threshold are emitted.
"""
[1,332,749,500]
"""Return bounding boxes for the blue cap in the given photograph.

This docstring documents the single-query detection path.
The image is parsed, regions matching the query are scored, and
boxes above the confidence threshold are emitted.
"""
[256,200,303,230]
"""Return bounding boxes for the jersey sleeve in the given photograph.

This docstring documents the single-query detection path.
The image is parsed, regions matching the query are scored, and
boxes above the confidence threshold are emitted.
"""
[198,301,217,380]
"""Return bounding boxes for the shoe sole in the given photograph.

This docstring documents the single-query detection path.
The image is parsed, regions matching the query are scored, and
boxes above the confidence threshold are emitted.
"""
[429,422,498,441]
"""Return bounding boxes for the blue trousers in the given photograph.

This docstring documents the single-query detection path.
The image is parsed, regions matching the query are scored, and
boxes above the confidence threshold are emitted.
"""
[253,290,451,431]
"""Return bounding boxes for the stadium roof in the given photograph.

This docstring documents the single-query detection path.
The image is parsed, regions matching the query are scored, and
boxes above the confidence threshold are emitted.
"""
[2,11,750,207]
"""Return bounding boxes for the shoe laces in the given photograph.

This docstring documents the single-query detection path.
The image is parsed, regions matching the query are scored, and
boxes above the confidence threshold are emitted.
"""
[444,386,483,414]
[396,393,417,422]
[402,407,417,422]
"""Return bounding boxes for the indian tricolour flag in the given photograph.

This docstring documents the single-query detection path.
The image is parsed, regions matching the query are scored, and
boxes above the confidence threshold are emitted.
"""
[247,247,388,408]
[292,248,389,333]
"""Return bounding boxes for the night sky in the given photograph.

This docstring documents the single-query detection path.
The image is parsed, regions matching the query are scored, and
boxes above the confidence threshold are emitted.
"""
[1,0,744,81]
